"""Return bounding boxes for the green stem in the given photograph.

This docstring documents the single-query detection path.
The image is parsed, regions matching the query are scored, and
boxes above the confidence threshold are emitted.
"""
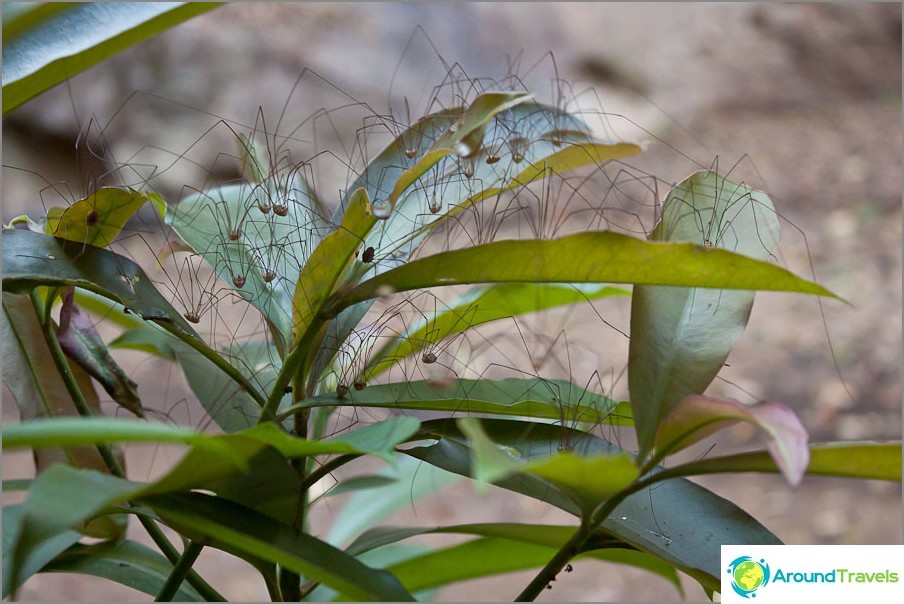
[279,377,311,602]
[297,454,360,493]
[515,519,592,601]
[155,541,204,601]
[515,473,664,602]
[30,291,226,603]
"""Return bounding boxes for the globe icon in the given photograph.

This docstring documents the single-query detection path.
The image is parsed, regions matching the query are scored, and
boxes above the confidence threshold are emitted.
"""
[733,560,765,592]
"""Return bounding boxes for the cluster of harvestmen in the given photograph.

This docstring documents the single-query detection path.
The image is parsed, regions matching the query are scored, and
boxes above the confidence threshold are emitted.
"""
[4,29,806,493]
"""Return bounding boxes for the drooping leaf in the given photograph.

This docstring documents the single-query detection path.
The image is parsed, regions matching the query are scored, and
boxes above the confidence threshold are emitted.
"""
[40,540,204,602]
[142,492,415,601]
[56,287,143,416]
[324,231,837,315]
[653,441,902,482]
[2,2,223,114]
[628,171,784,459]
[363,283,629,381]
[3,416,419,468]
[2,504,81,599]
[5,465,137,596]
[654,395,809,485]
[280,378,625,426]
[44,187,156,247]
[2,228,198,334]
[379,535,679,597]
[406,418,782,593]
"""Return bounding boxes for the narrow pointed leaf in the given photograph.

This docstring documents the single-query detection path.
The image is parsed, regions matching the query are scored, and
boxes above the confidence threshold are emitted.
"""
[2,2,223,114]
[142,492,415,601]
[655,441,902,482]
[629,171,784,458]
[364,283,628,381]
[292,187,375,341]
[282,378,624,425]
[654,395,809,485]
[325,231,837,315]
[40,541,204,601]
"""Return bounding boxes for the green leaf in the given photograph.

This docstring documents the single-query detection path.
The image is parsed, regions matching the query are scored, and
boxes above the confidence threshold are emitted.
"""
[2,3,78,42]
[458,418,638,512]
[2,504,81,599]
[2,2,222,114]
[237,134,269,184]
[175,345,264,432]
[325,231,837,315]
[44,188,155,247]
[345,523,681,596]
[292,187,375,341]
[2,229,269,415]
[656,441,902,482]
[108,321,178,360]
[327,455,461,547]
[142,492,415,601]
[5,465,137,596]
[457,417,523,485]
[313,101,640,391]
[281,378,625,426]
[323,475,399,498]
[2,228,198,334]
[164,174,326,347]
[406,418,781,593]
[654,395,809,485]
[628,171,784,459]
[363,283,629,381]
[384,92,532,213]
[3,417,223,454]
[40,540,204,602]
[2,292,127,538]
[57,287,143,416]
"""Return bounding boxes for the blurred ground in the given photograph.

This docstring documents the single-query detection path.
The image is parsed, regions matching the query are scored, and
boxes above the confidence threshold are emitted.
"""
[2,3,902,602]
